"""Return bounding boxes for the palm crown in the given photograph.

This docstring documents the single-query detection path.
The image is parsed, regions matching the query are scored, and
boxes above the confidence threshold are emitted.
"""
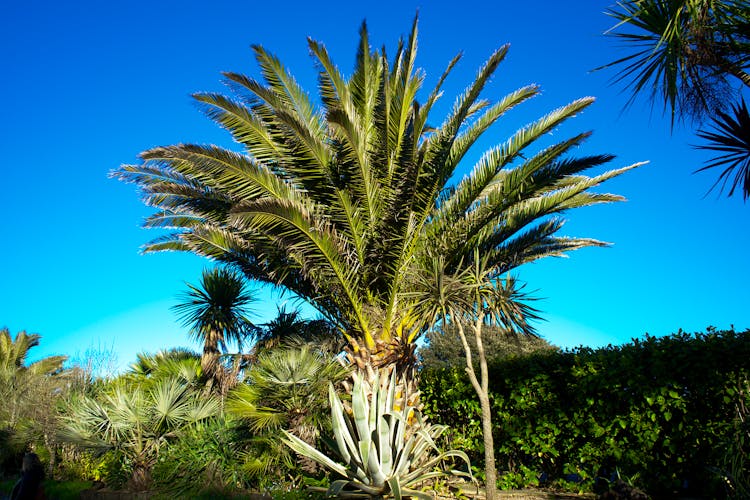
[115,18,639,372]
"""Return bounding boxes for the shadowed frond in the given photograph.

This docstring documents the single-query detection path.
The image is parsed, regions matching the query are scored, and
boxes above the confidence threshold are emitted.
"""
[696,98,750,199]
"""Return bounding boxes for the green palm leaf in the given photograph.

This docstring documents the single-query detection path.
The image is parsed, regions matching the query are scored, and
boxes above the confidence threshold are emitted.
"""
[696,98,750,199]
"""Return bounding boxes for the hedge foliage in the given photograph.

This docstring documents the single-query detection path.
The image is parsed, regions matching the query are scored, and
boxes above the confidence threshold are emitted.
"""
[420,328,750,496]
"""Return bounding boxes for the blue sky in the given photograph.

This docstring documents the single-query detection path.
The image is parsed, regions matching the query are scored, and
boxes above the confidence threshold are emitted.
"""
[2,0,748,368]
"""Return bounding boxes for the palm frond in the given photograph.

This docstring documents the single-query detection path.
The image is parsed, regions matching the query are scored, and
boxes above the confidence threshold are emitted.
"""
[696,98,750,199]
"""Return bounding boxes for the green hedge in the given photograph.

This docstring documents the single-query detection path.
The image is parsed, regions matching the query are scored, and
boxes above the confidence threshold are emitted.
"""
[420,328,750,496]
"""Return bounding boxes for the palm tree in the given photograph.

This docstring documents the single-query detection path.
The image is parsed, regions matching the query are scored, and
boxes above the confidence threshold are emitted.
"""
[172,267,255,392]
[60,376,220,491]
[601,0,750,198]
[128,348,203,388]
[115,18,638,390]
[0,328,68,474]
[0,328,67,428]
[226,345,348,481]
[411,252,541,500]
[253,306,345,355]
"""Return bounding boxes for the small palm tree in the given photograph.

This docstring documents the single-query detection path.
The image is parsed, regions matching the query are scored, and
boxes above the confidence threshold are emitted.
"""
[254,306,345,355]
[60,376,220,491]
[410,251,540,500]
[226,345,348,480]
[0,328,68,473]
[128,348,203,388]
[172,268,255,392]
[0,328,67,428]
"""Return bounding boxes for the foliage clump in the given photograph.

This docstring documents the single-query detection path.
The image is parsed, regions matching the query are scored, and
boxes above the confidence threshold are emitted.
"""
[420,323,556,369]
[421,327,750,497]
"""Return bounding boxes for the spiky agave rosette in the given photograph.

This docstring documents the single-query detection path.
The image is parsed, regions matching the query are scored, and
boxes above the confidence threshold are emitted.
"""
[282,369,472,499]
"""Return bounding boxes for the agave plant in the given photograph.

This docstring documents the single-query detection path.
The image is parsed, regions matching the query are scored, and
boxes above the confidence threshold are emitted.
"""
[283,370,471,499]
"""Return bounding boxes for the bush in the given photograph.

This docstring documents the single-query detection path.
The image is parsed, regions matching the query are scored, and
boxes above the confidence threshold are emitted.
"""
[151,418,250,496]
[421,328,750,497]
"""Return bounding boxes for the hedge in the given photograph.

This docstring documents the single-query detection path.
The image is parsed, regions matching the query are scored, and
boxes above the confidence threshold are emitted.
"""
[420,328,750,497]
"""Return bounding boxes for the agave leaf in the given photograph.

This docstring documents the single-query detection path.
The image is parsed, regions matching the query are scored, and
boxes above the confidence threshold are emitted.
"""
[393,432,417,475]
[391,410,407,455]
[328,480,351,496]
[281,430,348,477]
[385,368,397,413]
[329,383,356,466]
[403,449,473,484]
[343,478,385,496]
[352,375,372,452]
[378,414,394,477]
[387,475,403,500]
[399,489,433,500]
[366,428,386,486]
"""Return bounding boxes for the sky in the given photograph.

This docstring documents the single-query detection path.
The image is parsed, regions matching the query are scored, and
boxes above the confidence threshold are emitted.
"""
[2,0,748,369]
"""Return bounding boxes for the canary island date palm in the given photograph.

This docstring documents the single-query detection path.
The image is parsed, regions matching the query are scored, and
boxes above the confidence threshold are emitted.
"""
[601,0,750,198]
[172,267,255,392]
[115,18,639,392]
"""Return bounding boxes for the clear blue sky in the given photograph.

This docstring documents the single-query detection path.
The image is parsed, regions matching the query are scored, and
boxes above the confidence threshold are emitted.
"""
[2,0,748,369]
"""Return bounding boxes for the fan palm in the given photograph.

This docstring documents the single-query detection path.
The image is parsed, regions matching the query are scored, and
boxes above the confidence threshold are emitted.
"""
[601,0,750,198]
[60,376,220,491]
[115,18,638,388]
[226,345,348,479]
[172,267,255,391]
[128,348,203,388]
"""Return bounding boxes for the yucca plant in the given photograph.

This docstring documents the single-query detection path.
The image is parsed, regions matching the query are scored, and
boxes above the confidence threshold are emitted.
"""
[283,370,471,499]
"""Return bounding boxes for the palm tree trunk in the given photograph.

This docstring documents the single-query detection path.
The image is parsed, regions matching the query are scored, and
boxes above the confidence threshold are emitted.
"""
[345,336,419,396]
[129,462,152,492]
[43,433,56,477]
[201,332,222,388]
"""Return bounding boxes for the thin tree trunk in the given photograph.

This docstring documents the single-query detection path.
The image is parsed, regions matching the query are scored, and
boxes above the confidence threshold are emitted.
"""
[455,320,498,500]
[473,316,498,500]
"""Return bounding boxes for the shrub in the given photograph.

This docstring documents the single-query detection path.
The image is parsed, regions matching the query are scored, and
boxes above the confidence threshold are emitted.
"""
[421,328,750,497]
